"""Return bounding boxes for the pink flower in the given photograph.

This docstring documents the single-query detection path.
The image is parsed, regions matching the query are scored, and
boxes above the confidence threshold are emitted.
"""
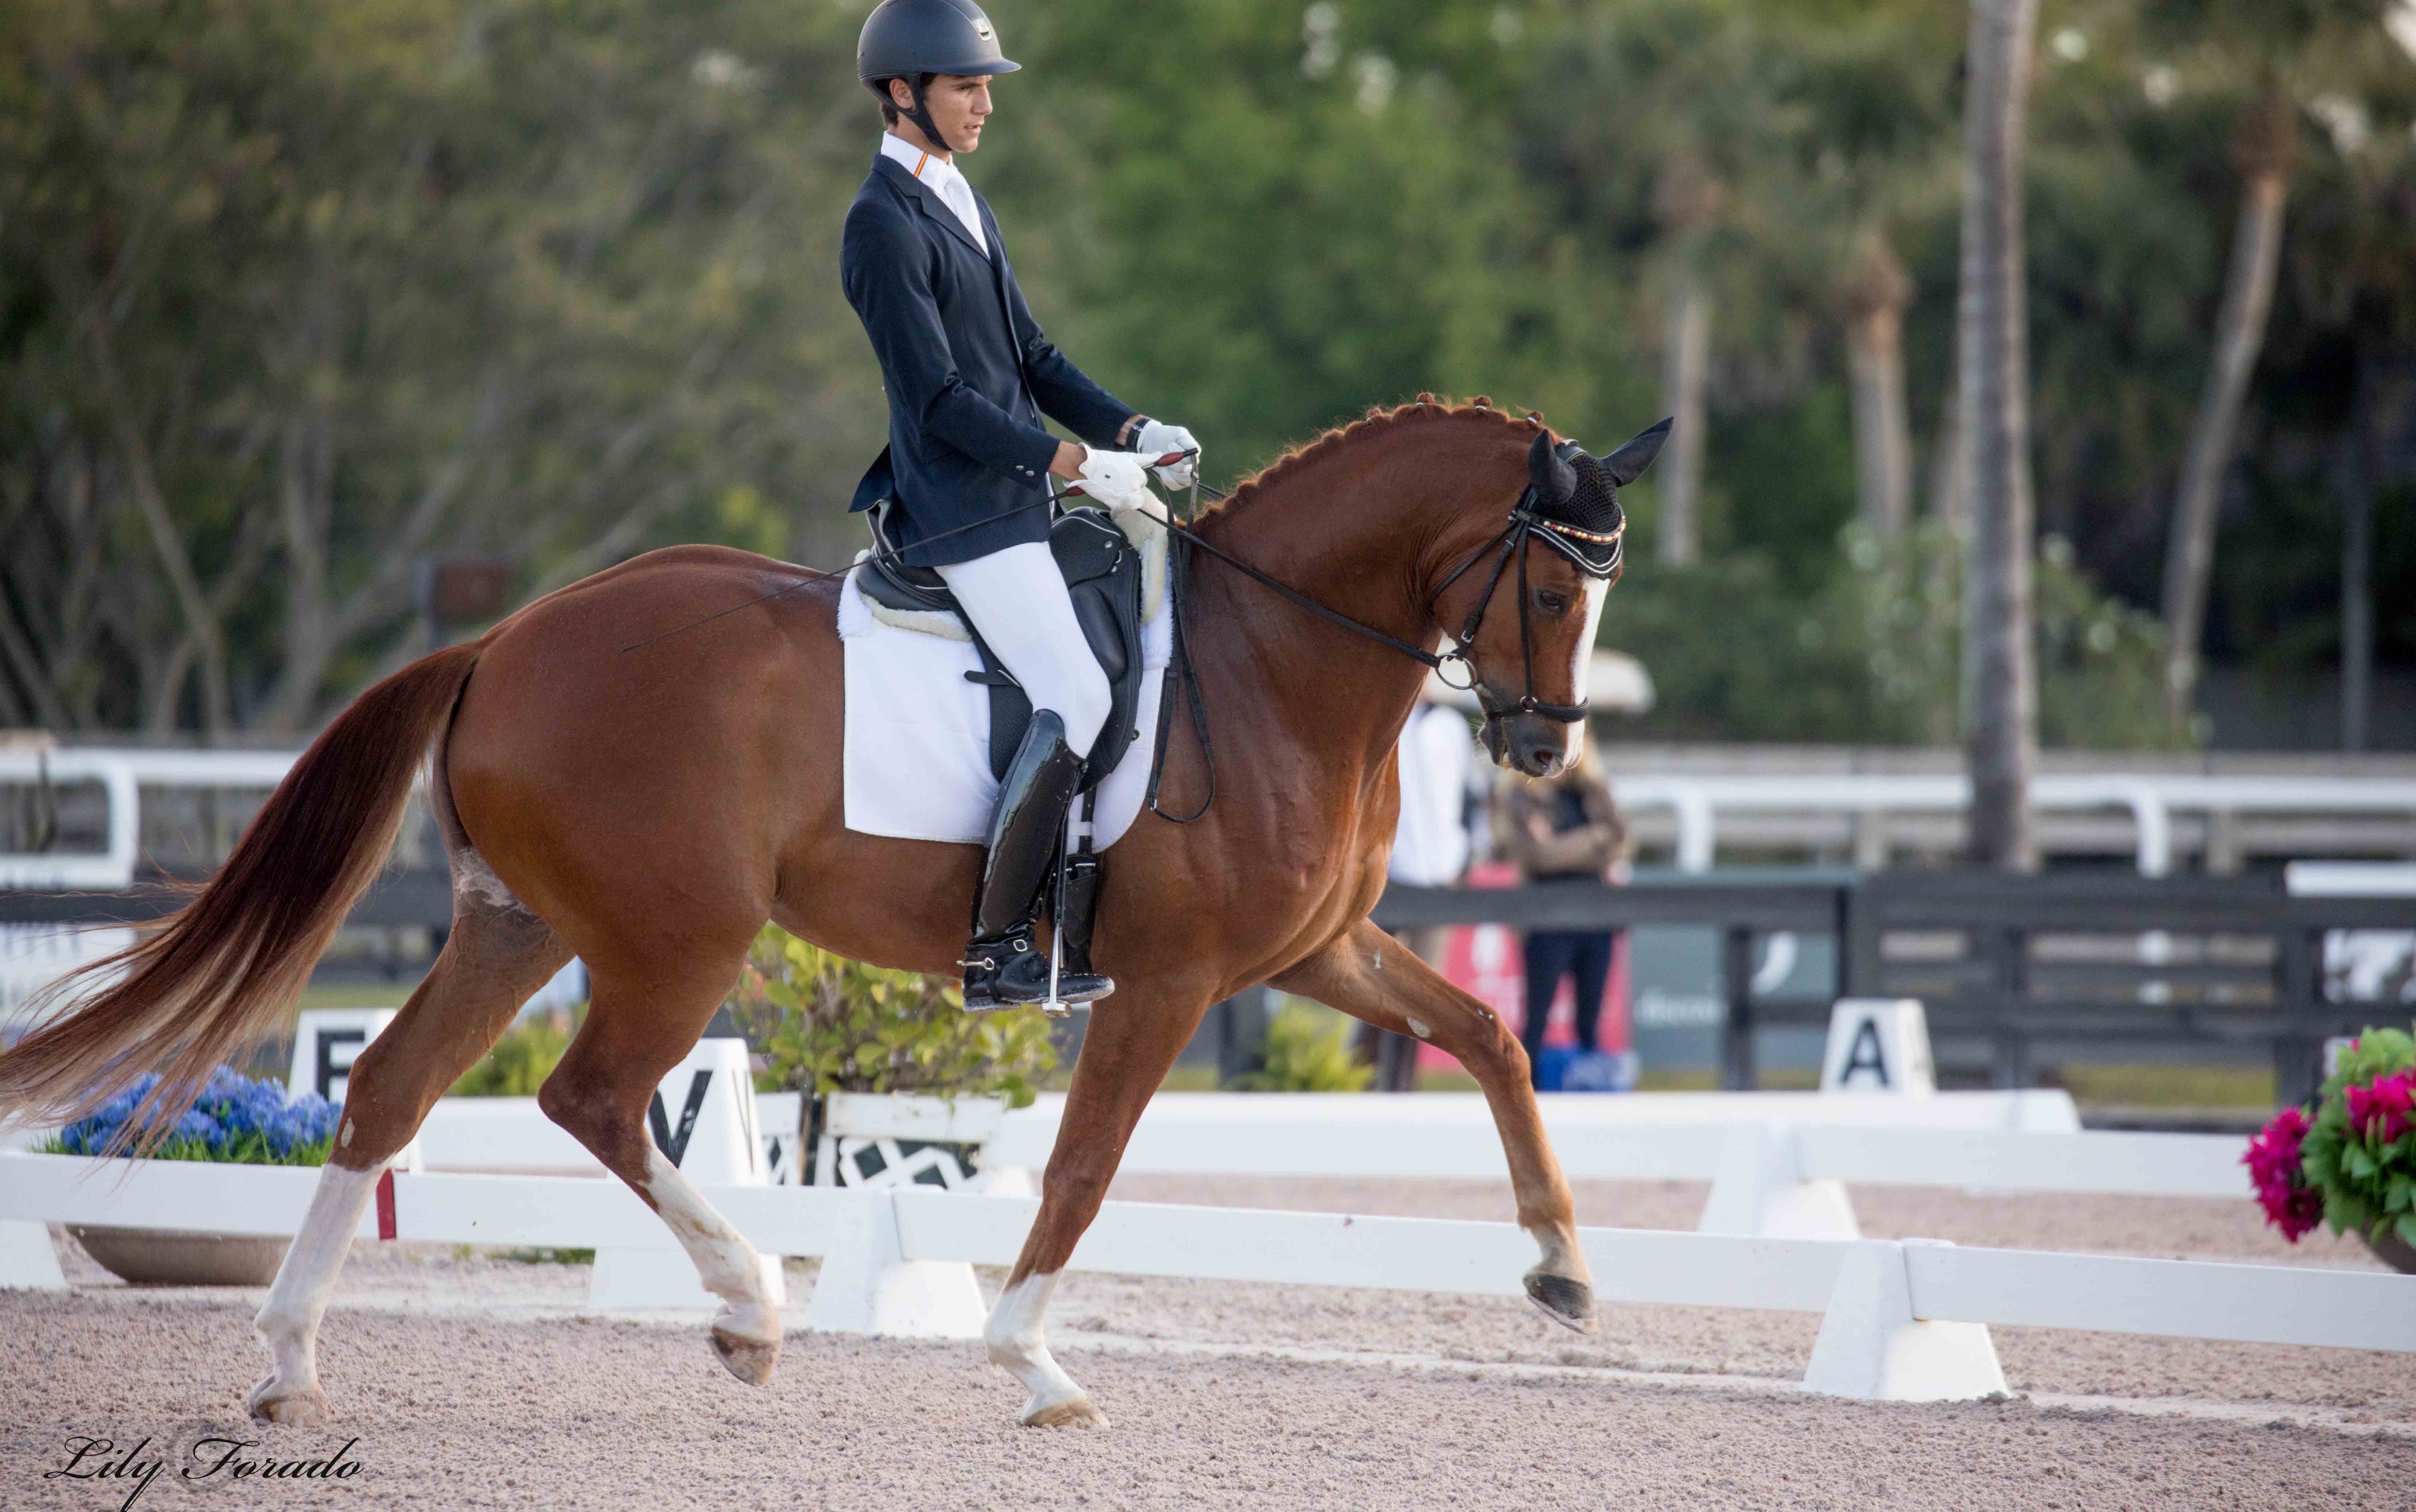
[2243,1106,2323,1242]
[2345,1071,2415,1145]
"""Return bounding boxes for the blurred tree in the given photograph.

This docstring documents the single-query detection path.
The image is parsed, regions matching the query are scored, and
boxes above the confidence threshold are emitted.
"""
[1772,6,1961,542]
[0,0,878,733]
[2149,0,2395,727]
[0,0,2407,753]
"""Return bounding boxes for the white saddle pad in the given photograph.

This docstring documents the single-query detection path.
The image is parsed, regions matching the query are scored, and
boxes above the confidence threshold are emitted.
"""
[837,557,1174,848]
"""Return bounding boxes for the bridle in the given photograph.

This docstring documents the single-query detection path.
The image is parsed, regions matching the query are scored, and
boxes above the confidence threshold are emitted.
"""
[1424,463,1625,727]
[1138,441,1622,821]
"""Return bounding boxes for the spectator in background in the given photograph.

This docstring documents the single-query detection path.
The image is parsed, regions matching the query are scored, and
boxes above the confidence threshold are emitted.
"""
[1495,748,1632,1090]
[1362,689,1482,1090]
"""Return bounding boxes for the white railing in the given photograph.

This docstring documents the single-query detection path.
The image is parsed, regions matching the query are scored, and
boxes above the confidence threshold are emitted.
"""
[400,1086,2254,1242]
[8,749,2415,885]
[3,1153,2408,1403]
[0,748,302,889]
[1609,772,2416,874]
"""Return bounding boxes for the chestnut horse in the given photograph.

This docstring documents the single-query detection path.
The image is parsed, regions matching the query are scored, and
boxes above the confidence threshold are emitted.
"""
[0,399,1649,1429]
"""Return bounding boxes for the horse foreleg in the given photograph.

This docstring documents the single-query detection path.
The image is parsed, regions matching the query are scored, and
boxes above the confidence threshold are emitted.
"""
[251,898,570,1423]
[538,954,784,1387]
[1274,918,1598,1334]
[990,981,1216,1428]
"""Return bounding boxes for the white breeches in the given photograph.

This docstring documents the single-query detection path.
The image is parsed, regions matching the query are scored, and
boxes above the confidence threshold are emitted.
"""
[935,541,1112,758]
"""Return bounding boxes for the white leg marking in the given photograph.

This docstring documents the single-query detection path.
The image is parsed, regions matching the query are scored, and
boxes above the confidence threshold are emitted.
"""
[249,1161,382,1424]
[637,1147,781,1377]
[1406,1015,1432,1040]
[1561,578,1610,765]
[986,1272,1104,1427]
[1526,1222,1594,1286]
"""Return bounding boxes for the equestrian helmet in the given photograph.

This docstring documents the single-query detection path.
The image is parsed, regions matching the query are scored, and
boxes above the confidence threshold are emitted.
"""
[857,0,1021,82]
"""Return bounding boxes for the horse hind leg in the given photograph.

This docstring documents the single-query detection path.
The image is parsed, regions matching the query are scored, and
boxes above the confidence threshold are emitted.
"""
[250,889,571,1424]
[536,954,782,1387]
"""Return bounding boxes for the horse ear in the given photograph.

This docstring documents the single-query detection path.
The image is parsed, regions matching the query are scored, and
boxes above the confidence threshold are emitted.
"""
[1527,430,1577,504]
[1602,418,1672,487]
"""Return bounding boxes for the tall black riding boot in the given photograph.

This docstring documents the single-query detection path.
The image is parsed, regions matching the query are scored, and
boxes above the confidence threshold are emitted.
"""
[960,711,1114,1012]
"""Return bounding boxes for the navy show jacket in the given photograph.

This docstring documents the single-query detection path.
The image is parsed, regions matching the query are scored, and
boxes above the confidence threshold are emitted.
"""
[841,152,1134,567]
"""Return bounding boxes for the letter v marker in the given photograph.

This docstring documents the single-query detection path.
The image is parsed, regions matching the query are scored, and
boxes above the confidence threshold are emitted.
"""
[647,1071,714,1167]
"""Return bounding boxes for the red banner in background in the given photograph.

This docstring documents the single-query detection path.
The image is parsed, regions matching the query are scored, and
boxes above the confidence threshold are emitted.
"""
[1420,863,1630,1072]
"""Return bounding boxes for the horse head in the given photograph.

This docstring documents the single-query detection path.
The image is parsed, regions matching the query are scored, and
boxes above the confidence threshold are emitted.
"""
[1439,418,1668,780]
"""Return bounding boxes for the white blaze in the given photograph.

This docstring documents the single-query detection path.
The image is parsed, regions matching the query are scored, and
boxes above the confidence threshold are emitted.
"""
[1561,577,1610,766]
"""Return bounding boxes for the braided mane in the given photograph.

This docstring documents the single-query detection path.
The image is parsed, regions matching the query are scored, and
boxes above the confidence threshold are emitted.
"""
[1193,395,1551,522]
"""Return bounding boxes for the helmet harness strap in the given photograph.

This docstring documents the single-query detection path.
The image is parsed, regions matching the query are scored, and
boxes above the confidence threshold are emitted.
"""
[896,74,954,155]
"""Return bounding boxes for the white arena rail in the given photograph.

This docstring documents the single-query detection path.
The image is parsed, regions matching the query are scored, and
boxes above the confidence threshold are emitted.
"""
[8,749,2414,884]
[1610,771,2416,874]
[0,748,303,889]
[400,1086,2241,1241]
[3,1152,2410,1403]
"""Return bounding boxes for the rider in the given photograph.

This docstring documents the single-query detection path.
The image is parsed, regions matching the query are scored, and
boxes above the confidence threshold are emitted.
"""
[843,0,1198,1012]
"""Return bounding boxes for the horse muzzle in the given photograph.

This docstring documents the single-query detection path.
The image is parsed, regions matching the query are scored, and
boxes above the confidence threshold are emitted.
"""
[1483,711,1571,779]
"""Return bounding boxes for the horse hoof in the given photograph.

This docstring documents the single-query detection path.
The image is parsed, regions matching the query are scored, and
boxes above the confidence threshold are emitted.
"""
[1524,1272,1598,1335]
[247,1376,330,1426]
[1023,1393,1108,1429]
[711,1325,781,1387]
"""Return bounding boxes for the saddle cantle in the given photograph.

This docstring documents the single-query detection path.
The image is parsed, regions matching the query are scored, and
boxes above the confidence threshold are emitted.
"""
[857,501,1149,790]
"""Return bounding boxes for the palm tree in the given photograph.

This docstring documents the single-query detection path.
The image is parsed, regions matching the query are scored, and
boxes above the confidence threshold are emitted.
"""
[2158,85,2298,726]
[2152,0,2391,728]
[1653,155,1723,564]
[1957,0,2042,870]
[1837,229,1916,541]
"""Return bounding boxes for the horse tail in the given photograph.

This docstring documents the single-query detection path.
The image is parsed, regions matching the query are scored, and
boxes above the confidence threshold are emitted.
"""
[0,642,485,1155]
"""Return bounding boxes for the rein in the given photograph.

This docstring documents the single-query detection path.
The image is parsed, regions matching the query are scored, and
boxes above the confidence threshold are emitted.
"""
[1134,451,1617,823]
[622,445,1617,827]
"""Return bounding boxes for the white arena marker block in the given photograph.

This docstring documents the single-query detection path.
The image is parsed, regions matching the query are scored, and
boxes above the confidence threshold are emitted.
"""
[0,1219,66,1290]
[289,1008,420,1172]
[1820,999,1935,1095]
[590,1039,785,1312]
[1802,1239,2005,1403]
[800,1188,985,1339]
[1697,1122,1859,1240]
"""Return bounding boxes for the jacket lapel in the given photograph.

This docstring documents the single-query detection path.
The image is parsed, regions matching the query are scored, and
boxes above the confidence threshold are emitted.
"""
[873,155,988,260]
[977,196,1039,410]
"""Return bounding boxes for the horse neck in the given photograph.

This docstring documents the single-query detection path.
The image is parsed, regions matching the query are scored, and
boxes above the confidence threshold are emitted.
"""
[1189,417,1524,770]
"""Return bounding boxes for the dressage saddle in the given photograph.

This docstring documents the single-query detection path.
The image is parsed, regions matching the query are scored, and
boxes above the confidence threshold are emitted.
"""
[857,500,1149,790]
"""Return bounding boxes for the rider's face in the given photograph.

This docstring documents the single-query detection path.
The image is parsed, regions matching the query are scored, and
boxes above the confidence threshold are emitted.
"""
[892,73,993,154]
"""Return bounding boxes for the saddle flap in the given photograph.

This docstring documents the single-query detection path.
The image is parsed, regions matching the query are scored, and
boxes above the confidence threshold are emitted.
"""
[857,503,1151,791]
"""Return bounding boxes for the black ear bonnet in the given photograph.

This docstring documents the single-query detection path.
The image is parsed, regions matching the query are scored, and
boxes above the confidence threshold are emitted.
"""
[1520,434,1626,578]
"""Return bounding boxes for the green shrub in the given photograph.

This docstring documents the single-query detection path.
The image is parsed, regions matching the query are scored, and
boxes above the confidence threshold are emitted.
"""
[2296,1027,2416,1246]
[727,924,1055,1107]
[448,1007,582,1097]
[1231,1003,1373,1093]
[1603,523,2191,750]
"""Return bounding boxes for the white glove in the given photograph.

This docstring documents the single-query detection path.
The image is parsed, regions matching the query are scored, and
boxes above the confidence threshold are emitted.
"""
[1134,418,1200,490]
[1069,446,1152,513]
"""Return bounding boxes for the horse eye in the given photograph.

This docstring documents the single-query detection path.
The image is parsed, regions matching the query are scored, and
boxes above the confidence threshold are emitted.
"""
[1535,590,1570,615]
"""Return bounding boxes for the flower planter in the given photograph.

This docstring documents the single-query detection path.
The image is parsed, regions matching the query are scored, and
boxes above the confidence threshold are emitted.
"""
[814,1092,1006,1190]
[69,1225,290,1286]
[2362,1229,2416,1276]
